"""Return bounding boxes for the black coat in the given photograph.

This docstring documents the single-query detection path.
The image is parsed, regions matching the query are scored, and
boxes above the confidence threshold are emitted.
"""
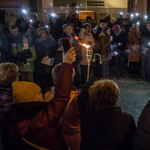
[133,100,150,150]
[34,38,58,74]
[78,77,136,150]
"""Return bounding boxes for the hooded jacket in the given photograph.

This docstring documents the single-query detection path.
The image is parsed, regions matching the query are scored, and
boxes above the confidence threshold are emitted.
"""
[79,23,95,65]
[1,63,73,150]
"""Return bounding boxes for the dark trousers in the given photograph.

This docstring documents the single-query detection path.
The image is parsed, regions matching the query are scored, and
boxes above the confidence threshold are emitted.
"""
[141,54,150,80]
[101,61,110,75]
[74,64,81,86]
[114,54,125,74]
[80,65,88,84]
[129,62,140,77]
[20,72,34,82]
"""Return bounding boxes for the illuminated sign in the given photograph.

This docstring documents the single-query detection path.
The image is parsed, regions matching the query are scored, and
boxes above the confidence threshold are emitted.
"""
[87,1,104,6]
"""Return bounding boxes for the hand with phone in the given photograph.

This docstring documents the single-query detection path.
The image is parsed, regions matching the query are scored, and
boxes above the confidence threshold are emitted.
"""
[61,37,72,53]
[118,43,122,46]
[63,47,76,64]
[12,43,17,48]
[109,37,113,42]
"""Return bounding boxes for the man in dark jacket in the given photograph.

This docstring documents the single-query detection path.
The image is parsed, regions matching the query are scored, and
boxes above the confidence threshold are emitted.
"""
[1,48,76,150]
[138,21,150,82]
[78,78,136,150]
[111,25,127,79]
[55,23,83,88]
[133,100,150,149]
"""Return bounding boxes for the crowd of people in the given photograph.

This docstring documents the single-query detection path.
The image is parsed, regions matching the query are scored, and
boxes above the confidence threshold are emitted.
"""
[0,11,150,150]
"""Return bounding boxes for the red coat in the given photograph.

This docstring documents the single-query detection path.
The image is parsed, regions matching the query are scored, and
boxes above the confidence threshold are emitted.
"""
[1,63,73,150]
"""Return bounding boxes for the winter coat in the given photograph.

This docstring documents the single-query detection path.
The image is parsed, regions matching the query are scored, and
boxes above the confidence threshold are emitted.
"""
[79,23,95,65]
[1,63,73,150]
[55,33,82,66]
[111,29,127,55]
[78,77,136,150]
[34,37,58,74]
[44,87,81,150]
[133,100,150,150]
[12,44,37,72]
[127,28,141,62]
[99,33,111,61]
[0,86,14,112]
[140,31,150,55]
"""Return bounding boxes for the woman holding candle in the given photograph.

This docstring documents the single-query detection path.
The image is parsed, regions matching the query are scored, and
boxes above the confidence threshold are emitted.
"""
[79,23,95,84]
[99,27,112,79]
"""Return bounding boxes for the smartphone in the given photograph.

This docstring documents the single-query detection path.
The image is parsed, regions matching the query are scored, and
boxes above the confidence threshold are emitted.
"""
[61,37,72,53]
[110,36,113,39]
[13,43,17,47]
[95,27,97,32]
[118,43,121,46]
[94,53,101,64]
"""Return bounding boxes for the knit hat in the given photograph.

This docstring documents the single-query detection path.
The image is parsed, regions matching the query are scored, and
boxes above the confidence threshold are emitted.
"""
[62,23,73,29]
[111,25,121,31]
[100,19,106,24]
[12,81,43,103]
[37,27,48,36]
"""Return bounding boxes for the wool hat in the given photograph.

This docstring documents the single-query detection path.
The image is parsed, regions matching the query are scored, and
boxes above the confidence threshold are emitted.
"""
[12,81,42,103]
[37,27,48,36]
[111,25,121,31]
[62,23,73,29]
[100,19,106,24]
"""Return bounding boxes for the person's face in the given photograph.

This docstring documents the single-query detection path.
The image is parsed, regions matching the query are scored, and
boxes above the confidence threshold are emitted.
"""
[41,31,47,38]
[23,37,28,44]
[11,28,19,37]
[106,29,111,35]
[52,18,56,24]
[64,26,72,36]
[146,23,150,31]
[21,21,25,27]
[85,26,90,33]
[132,23,136,29]
[100,22,106,29]
[37,23,42,29]
[87,19,92,25]
[113,30,121,36]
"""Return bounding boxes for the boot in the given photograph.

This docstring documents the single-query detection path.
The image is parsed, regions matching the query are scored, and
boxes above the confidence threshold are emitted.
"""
[106,73,109,79]
[116,73,120,79]
[102,74,105,80]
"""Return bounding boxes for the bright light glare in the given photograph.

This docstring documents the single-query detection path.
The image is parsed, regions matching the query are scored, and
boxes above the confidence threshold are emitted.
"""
[120,12,123,15]
[29,19,33,23]
[137,22,139,25]
[145,15,148,19]
[22,9,27,14]
[76,10,79,14]
[131,14,134,17]
[136,13,139,16]
[45,25,49,28]
[51,13,56,17]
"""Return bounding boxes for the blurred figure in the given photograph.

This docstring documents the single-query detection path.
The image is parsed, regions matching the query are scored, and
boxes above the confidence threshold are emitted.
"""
[115,14,123,26]
[48,15,63,41]
[111,25,127,79]
[133,100,150,149]
[0,63,19,111]
[95,19,106,42]
[78,79,136,150]
[44,63,81,150]
[138,21,150,82]
[1,48,76,150]
[99,27,112,79]
[122,18,130,33]
[126,22,141,78]
[12,34,36,82]
[79,23,95,84]
[15,18,26,35]
[86,16,92,25]
[105,14,111,24]
[35,27,58,94]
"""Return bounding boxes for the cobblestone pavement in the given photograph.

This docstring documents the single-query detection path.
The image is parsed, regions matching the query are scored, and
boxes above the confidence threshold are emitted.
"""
[110,74,150,125]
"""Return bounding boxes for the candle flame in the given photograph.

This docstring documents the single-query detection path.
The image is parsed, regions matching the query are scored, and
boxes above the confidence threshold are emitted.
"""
[79,42,91,49]
[74,36,78,40]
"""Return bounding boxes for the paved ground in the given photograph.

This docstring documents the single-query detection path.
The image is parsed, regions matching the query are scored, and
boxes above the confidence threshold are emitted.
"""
[109,73,150,125]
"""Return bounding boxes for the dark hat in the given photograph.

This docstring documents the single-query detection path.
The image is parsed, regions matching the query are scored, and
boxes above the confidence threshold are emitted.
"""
[86,16,92,21]
[100,19,106,24]
[62,23,73,29]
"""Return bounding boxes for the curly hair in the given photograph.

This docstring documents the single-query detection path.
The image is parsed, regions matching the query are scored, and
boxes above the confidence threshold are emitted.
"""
[88,80,120,110]
[0,63,19,86]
